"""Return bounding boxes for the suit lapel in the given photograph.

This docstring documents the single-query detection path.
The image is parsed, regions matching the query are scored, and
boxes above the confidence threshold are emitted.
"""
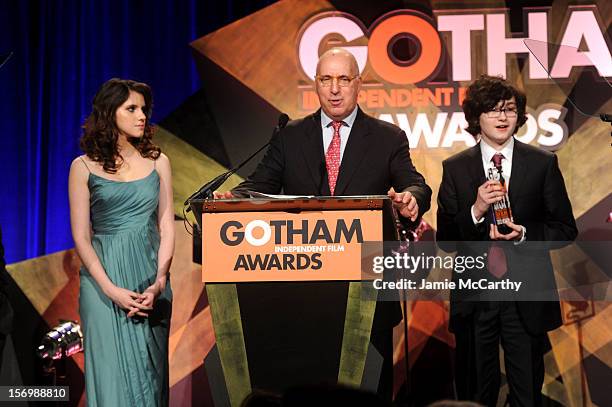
[467,143,486,193]
[301,110,329,195]
[508,139,528,203]
[333,108,371,196]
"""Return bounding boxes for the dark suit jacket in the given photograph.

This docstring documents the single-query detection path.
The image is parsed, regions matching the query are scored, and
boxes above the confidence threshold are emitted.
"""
[233,107,432,329]
[436,140,577,335]
[234,107,431,216]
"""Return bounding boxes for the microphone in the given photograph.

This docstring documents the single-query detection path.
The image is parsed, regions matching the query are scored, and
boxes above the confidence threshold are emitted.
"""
[184,113,290,208]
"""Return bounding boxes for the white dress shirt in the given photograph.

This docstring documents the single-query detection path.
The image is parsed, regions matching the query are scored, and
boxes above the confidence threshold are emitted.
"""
[321,106,358,163]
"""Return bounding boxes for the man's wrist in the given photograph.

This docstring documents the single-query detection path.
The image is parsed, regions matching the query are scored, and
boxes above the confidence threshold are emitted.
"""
[471,205,485,225]
[514,225,527,245]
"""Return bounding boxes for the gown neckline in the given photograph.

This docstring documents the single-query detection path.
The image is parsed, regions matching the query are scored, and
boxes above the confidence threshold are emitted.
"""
[89,169,157,184]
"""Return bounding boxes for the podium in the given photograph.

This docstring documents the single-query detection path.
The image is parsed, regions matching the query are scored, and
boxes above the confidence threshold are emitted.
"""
[190,196,399,406]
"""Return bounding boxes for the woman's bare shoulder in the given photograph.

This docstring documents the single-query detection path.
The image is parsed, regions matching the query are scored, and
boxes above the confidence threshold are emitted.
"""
[71,155,90,171]
[155,153,171,171]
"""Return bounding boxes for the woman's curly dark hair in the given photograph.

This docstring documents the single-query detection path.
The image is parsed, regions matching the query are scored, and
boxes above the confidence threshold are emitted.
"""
[80,78,161,173]
[462,74,527,138]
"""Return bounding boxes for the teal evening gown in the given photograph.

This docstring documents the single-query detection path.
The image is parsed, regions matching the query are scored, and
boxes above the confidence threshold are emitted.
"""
[79,167,172,406]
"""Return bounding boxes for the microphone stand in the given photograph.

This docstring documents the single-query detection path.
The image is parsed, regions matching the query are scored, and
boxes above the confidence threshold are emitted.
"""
[184,113,289,211]
[185,114,289,264]
[183,142,269,208]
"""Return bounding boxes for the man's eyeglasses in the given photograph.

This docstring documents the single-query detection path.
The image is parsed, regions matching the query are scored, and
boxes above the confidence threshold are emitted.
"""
[485,108,518,118]
[316,75,360,87]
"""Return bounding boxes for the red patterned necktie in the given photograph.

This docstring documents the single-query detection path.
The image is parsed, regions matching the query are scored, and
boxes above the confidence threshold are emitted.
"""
[492,152,504,169]
[326,121,343,195]
[488,152,507,278]
[488,244,507,278]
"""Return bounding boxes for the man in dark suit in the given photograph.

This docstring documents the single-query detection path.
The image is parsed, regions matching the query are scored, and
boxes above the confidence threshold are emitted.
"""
[436,75,577,406]
[215,48,431,399]
[219,48,430,215]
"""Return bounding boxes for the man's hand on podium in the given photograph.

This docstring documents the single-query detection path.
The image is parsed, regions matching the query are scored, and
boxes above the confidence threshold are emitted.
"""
[388,187,419,222]
[212,190,235,199]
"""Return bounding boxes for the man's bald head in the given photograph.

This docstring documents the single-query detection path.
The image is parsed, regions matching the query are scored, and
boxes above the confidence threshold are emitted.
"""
[316,48,359,77]
[314,47,362,121]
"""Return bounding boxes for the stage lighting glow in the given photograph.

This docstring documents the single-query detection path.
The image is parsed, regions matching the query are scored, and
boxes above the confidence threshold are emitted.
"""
[37,320,83,360]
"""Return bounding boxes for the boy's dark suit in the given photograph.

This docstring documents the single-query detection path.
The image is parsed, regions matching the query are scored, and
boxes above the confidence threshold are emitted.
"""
[437,139,577,406]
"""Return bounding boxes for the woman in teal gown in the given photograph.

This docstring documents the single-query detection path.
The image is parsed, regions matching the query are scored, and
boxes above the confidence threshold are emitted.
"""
[68,79,174,406]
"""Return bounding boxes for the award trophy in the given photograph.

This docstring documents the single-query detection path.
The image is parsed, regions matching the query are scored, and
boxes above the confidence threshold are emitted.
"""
[488,167,513,234]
